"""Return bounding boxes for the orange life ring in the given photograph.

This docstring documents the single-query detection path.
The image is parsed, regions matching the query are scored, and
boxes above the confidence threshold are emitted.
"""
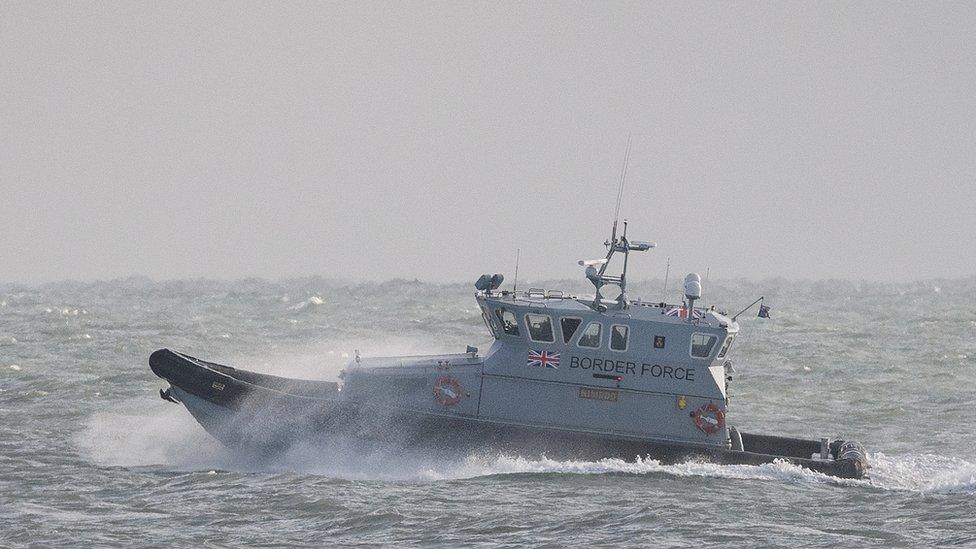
[433,375,463,406]
[692,403,725,435]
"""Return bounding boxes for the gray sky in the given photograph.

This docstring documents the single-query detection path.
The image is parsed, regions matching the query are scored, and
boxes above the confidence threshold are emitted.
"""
[2,2,974,284]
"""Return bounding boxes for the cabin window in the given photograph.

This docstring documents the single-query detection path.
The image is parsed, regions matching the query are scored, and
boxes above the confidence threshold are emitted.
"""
[577,322,602,348]
[495,308,520,336]
[610,325,629,351]
[717,335,735,358]
[560,317,582,343]
[654,335,666,349]
[482,311,499,338]
[525,313,555,343]
[691,333,718,358]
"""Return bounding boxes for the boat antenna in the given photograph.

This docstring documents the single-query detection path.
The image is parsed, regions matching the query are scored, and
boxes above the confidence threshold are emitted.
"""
[662,256,671,300]
[512,248,520,294]
[611,133,632,242]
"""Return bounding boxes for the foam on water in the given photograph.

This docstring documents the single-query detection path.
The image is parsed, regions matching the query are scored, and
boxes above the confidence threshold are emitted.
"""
[74,400,976,494]
[864,452,976,494]
[445,452,976,494]
[75,402,229,470]
[429,454,838,484]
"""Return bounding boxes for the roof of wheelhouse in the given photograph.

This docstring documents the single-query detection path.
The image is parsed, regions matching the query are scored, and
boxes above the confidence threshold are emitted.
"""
[478,290,738,331]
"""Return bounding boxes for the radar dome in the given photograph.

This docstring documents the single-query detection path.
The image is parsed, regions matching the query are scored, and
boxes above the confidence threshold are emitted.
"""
[684,273,702,300]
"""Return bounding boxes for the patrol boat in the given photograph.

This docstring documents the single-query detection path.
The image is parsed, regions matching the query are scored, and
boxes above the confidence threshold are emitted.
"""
[150,223,869,479]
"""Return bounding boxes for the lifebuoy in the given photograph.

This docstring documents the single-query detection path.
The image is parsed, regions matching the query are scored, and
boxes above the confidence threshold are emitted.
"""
[691,403,725,435]
[433,375,463,406]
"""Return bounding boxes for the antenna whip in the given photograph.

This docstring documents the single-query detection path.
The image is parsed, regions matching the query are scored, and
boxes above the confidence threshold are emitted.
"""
[663,256,671,299]
[513,248,520,294]
[611,133,632,240]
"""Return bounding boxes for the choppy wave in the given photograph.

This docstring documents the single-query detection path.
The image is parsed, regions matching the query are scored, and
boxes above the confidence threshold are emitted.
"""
[5,277,976,545]
[452,453,976,494]
[865,453,976,494]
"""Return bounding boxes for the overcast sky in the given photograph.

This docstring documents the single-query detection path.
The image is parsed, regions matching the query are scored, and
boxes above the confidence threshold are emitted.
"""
[2,2,974,284]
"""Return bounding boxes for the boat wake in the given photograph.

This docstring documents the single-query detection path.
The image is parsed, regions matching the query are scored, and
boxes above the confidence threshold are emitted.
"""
[439,453,976,494]
[76,400,976,494]
[862,452,976,494]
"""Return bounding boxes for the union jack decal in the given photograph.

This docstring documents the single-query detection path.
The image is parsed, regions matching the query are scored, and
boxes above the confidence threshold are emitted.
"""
[665,306,705,320]
[527,349,560,369]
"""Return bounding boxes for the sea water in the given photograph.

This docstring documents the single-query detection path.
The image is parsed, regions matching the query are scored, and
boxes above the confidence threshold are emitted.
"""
[1,277,974,546]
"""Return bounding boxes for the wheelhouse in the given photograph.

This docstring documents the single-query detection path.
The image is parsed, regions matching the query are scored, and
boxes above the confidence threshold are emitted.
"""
[475,292,737,365]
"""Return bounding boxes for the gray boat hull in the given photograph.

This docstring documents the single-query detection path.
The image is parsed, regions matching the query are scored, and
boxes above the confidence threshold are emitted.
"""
[150,349,868,479]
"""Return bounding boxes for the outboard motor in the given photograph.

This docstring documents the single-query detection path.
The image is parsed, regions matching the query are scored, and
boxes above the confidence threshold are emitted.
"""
[832,440,869,479]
